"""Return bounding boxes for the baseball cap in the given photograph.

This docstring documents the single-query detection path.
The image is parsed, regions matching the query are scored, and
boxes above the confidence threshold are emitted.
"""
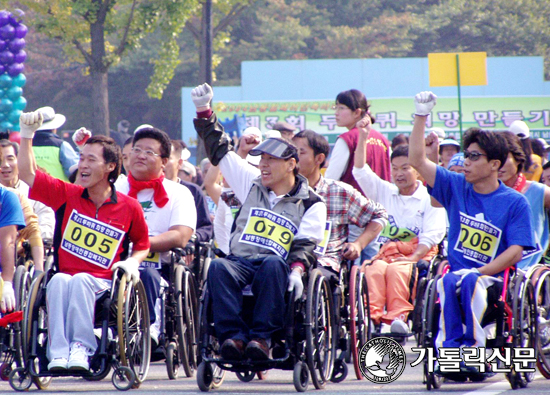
[440,139,460,148]
[242,127,263,166]
[448,153,465,169]
[271,121,296,133]
[249,138,298,161]
[509,120,530,139]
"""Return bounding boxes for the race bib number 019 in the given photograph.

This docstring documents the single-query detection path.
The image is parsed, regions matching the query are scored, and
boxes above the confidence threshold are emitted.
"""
[140,252,161,269]
[61,210,125,269]
[314,221,332,256]
[239,208,298,260]
[454,212,502,265]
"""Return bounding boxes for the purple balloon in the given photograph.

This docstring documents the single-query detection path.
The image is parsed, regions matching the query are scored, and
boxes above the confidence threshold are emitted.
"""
[0,24,15,40]
[0,49,14,65]
[8,38,25,52]
[0,11,9,27]
[15,24,27,39]
[13,49,26,63]
[7,63,24,76]
[0,64,4,74]
[0,39,5,51]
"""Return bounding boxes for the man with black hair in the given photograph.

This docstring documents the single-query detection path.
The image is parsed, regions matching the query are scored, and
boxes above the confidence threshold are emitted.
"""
[192,83,327,361]
[408,92,534,372]
[292,129,387,272]
[18,111,150,372]
[115,127,197,346]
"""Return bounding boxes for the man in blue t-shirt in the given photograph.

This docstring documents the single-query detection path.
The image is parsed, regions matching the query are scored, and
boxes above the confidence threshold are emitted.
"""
[408,92,535,356]
[0,187,26,313]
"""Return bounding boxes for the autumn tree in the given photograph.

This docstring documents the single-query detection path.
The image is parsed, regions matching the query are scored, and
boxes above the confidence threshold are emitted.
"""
[19,0,199,135]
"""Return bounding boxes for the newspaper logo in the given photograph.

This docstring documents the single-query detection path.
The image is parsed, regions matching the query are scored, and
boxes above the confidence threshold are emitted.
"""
[359,337,406,383]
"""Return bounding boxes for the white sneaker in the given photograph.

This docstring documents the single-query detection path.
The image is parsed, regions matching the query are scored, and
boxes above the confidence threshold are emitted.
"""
[68,343,90,371]
[150,322,160,346]
[390,318,409,335]
[48,357,68,371]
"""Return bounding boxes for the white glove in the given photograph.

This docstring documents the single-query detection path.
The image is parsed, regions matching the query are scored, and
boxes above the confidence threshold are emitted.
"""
[414,91,437,116]
[1,281,15,313]
[72,127,92,147]
[19,111,43,139]
[112,257,140,286]
[287,269,303,301]
[191,83,214,109]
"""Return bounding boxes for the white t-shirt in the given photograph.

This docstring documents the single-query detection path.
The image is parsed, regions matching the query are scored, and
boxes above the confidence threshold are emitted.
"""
[214,198,233,255]
[352,165,446,248]
[115,178,197,261]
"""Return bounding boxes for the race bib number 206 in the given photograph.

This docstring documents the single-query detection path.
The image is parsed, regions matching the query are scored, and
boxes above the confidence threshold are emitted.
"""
[239,208,298,259]
[454,212,502,265]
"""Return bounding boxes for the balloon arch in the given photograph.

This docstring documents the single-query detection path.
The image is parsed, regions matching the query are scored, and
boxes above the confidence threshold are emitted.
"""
[0,9,27,135]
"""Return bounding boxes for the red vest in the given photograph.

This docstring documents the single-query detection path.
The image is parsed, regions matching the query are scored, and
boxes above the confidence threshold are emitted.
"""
[339,127,391,195]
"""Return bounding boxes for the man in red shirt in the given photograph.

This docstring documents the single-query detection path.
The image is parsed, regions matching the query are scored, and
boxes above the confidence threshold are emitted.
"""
[18,111,150,372]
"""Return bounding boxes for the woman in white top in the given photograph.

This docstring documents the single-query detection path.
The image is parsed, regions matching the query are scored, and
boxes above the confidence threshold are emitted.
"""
[352,116,446,335]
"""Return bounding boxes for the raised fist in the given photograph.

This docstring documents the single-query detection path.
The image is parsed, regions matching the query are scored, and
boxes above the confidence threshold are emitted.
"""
[191,83,214,109]
[414,91,437,117]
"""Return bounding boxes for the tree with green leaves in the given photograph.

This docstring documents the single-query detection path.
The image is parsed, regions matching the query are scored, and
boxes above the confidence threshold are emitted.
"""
[19,0,199,135]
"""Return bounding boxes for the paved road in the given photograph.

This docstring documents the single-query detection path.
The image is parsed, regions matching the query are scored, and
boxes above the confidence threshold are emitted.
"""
[1,341,549,394]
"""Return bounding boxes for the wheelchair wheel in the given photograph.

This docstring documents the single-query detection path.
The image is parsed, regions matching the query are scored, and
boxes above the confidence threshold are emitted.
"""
[117,278,151,385]
[305,269,336,390]
[176,266,199,378]
[13,265,31,369]
[349,265,370,380]
[293,361,309,392]
[535,269,550,379]
[166,341,179,380]
[419,275,441,390]
[197,361,224,392]
[22,272,52,390]
[235,370,255,382]
[505,273,535,389]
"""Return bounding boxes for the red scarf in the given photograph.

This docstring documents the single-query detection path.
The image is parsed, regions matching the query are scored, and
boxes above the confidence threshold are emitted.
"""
[127,172,169,208]
[511,173,527,193]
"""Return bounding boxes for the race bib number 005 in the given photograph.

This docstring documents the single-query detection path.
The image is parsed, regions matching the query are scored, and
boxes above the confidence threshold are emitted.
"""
[61,210,125,269]
[454,212,502,265]
[239,208,298,259]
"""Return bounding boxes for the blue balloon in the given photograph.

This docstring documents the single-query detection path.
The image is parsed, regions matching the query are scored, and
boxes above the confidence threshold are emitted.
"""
[0,112,5,122]
[11,73,25,87]
[0,97,13,113]
[0,89,4,99]
[0,121,13,132]
[11,96,26,111]
[0,73,12,89]
[8,109,21,125]
[6,86,22,100]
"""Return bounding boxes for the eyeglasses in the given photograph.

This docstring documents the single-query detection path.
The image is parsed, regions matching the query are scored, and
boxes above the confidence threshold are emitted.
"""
[131,147,160,158]
[463,150,487,161]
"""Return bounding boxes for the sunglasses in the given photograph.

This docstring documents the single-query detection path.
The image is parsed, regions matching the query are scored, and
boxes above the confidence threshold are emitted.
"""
[463,150,487,161]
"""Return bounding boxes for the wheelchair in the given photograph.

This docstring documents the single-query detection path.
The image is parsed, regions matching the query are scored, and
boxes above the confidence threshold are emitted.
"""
[0,240,42,382]
[327,260,370,382]
[196,264,337,393]
[524,263,550,379]
[154,248,200,379]
[418,262,537,390]
[8,265,151,391]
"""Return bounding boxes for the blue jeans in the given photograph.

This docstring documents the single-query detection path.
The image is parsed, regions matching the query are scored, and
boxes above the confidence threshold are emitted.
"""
[207,255,290,344]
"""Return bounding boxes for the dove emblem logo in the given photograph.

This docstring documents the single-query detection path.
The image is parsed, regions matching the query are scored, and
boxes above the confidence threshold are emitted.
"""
[359,337,406,383]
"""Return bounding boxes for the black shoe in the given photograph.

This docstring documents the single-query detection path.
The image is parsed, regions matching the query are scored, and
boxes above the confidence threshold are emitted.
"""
[245,339,270,361]
[220,339,245,361]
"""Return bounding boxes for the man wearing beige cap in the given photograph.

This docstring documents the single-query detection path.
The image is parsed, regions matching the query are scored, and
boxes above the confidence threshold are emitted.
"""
[32,106,79,181]
[271,121,296,141]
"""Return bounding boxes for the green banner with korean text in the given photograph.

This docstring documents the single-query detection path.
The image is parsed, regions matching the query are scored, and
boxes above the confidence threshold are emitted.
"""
[213,96,550,144]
